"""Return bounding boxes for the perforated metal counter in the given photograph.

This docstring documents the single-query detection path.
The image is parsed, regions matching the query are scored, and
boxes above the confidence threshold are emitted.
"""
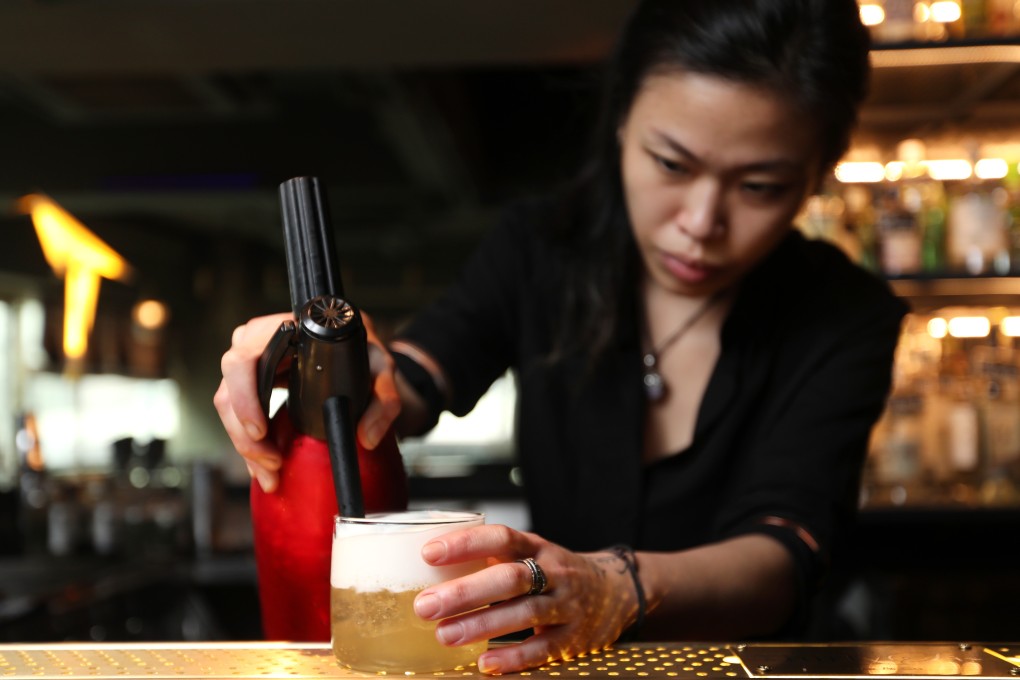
[0,642,1018,679]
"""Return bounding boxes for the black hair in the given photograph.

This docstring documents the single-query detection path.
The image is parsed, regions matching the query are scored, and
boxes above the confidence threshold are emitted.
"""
[553,0,871,365]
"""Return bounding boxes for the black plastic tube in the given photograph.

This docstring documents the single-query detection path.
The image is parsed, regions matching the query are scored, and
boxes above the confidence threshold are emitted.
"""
[279,177,344,316]
[323,395,365,518]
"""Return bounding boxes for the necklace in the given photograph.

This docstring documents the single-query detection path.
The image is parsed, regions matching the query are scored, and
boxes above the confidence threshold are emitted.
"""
[641,292,721,402]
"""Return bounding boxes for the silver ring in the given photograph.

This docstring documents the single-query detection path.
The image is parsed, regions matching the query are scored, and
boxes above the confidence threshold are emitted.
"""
[516,557,548,596]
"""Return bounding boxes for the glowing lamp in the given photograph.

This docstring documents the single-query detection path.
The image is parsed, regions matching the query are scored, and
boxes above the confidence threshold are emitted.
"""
[18,193,133,362]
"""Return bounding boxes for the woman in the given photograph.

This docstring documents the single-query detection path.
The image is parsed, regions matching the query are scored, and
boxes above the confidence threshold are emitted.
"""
[217,0,906,673]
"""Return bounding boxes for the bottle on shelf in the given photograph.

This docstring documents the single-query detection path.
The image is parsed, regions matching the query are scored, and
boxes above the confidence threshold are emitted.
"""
[962,0,990,37]
[843,184,879,272]
[866,0,1020,43]
[894,143,950,274]
[975,355,1020,504]
[946,178,1010,275]
[800,192,866,262]
[876,186,924,276]
[1004,167,1020,267]
[920,181,949,274]
[938,345,984,503]
[919,0,965,40]
[882,0,921,41]
[868,391,927,506]
[987,0,1020,34]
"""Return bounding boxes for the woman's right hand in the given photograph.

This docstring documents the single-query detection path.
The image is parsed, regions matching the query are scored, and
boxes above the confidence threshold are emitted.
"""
[213,310,403,493]
[214,313,294,492]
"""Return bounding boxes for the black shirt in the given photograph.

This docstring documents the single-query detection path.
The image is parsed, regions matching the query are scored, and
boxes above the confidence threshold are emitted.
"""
[395,196,908,630]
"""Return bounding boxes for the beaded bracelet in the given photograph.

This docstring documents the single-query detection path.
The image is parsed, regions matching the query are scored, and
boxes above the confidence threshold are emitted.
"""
[608,544,646,638]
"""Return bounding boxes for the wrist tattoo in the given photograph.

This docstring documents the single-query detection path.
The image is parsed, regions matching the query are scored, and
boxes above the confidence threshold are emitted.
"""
[604,544,646,640]
[591,555,622,568]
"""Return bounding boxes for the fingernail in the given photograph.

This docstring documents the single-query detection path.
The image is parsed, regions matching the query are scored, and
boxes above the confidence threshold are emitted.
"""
[244,421,264,440]
[414,593,440,620]
[478,654,501,674]
[435,620,464,646]
[364,422,383,449]
[256,469,277,493]
[421,541,446,563]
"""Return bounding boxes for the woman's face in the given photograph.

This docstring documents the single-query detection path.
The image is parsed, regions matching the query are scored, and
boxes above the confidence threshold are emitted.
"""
[619,70,823,298]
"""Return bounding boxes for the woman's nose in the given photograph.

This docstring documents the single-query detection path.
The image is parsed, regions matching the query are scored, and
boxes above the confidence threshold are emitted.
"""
[675,181,724,240]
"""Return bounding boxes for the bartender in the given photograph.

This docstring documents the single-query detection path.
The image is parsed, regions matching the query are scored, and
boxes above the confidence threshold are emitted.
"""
[216,0,907,674]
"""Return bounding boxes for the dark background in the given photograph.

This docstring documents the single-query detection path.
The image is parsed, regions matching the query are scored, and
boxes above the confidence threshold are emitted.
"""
[1,0,1020,646]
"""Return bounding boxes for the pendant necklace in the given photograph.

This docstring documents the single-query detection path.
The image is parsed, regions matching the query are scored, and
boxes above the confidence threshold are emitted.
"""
[642,292,722,402]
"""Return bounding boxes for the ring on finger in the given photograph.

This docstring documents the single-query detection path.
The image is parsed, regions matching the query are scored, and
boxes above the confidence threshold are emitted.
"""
[515,557,548,596]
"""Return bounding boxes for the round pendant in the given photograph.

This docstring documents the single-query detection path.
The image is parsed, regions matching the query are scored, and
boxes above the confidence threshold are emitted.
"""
[643,370,665,401]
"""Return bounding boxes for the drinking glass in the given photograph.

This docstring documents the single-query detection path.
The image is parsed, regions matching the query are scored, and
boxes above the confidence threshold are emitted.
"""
[330,510,487,672]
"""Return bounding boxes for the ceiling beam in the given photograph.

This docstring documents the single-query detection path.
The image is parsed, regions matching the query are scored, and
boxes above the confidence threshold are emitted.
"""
[0,0,635,75]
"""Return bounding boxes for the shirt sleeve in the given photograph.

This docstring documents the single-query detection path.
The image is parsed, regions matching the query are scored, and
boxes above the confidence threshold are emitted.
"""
[714,242,907,627]
[393,198,551,418]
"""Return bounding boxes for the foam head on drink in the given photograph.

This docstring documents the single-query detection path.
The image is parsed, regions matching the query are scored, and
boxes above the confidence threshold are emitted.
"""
[330,510,488,673]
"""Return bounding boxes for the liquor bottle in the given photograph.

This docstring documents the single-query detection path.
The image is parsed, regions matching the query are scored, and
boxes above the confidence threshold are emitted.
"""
[843,184,880,272]
[977,359,1020,503]
[939,343,983,504]
[962,0,989,36]
[947,179,1010,275]
[987,0,1017,33]
[880,0,920,41]
[871,392,926,505]
[920,180,948,273]
[1004,167,1020,270]
[877,186,923,276]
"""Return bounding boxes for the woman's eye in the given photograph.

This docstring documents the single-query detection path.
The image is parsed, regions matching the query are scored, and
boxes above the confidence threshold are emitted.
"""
[653,155,688,175]
[742,182,788,199]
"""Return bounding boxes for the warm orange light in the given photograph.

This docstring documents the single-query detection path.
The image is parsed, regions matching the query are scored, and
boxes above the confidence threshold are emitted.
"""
[834,161,886,183]
[974,158,1009,180]
[18,193,133,360]
[859,3,886,25]
[947,316,991,338]
[928,317,949,339]
[133,299,169,330]
[930,0,962,22]
[1001,316,1020,337]
[64,263,103,359]
[924,159,973,181]
[884,161,906,181]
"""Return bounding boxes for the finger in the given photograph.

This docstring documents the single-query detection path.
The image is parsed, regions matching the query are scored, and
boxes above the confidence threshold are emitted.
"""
[214,380,283,488]
[415,560,543,624]
[244,460,281,494]
[212,379,280,464]
[361,310,384,345]
[357,367,401,450]
[230,313,295,358]
[477,629,583,675]
[362,313,395,385]
[220,352,265,441]
[230,323,248,348]
[421,524,541,566]
[352,312,401,449]
[432,595,563,649]
[220,314,292,440]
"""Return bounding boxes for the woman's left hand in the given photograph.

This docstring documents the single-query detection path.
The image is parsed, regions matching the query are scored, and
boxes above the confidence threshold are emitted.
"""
[413,525,639,674]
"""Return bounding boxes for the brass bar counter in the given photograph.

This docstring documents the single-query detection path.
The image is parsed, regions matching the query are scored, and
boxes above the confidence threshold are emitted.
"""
[0,642,1017,679]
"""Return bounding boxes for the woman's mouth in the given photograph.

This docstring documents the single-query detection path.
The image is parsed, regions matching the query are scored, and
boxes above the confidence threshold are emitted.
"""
[660,252,717,285]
